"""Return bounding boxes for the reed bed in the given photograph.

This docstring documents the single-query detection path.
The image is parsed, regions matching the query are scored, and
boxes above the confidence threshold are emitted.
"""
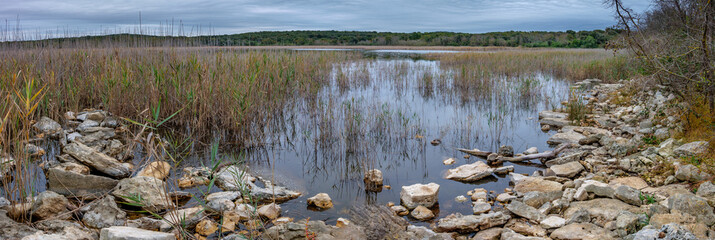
[0,48,360,146]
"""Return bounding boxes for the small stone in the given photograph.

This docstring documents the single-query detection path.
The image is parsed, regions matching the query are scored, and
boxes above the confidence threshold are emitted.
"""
[496,193,516,202]
[443,158,456,165]
[364,169,383,192]
[614,185,642,206]
[455,195,468,203]
[336,218,351,228]
[410,205,435,221]
[99,226,176,240]
[137,161,171,180]
[494,165,514,174]
[471,188,488,201]
[472,200,491,214]
[391,205,409,216]
[498,145,514,157]
[523,147,539,155]
[196,219,218,236]
[257,203,281,220]
[80,195,126,229]
[505,200,545,222]
[472,227,502,240]
[34,117,62,135]
[540,216,566,229]
[307,193,333,209]
[112,176,174,212]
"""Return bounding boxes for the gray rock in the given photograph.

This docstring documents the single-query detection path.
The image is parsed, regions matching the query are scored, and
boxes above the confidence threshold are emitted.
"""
[101,117,120,128]
[499,145,514,157]
[112,176,175,212]
[547,126,585,145]
[80,196,126,229]
[205,191,240,213]
[523,147,539,155]
[262,219,366,240]
[30,191,70,221]
[505,201,545,222]
[24,219,98,240]
[654,128,669,140]
[0,210,39,239]
[667,194,715,226]
[257,203,281,220]
[544,151,587,167]
[76,120,99,132]
[614,185,642,206]
[34,117,62,135]
[581,180,614,198]
[674,164,708,183]
[99,226,176,240]
[540,216,566,229]
[47,167,118,199]
[614,211,639,235]
[126,217,164,231]
[494,165,514,174]
[500,228,548,240]
[674,141,709,157]
[549,162,584,178]
[539,111,568,119]
[214,166,300,203]
[473,227,502,240]
[550,223,612,240]
[540,118,571,128]
[405,225,453,240]
[564,198,642,224]
[63,142,131,178]
[566,208,590,224]
[629,223,698,240]
[435,212,511,233]
[522,191,562,208]
[400,183,440,209]
[445,161,494,182]
[473,200,492,214]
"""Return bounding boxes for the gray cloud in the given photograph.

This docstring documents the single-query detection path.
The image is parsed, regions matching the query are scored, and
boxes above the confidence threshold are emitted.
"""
[0,0,651,38]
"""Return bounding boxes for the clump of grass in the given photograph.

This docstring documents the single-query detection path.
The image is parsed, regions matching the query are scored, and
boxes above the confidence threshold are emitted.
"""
[0,71,46,222]
[566,89,591,125]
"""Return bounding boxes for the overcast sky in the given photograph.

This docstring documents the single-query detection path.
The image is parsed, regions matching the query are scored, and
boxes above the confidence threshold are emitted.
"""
[0,0,651,38]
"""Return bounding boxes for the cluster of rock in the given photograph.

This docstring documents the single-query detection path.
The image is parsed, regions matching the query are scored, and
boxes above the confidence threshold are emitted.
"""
[376,79,715,239]
[0,109,314,240]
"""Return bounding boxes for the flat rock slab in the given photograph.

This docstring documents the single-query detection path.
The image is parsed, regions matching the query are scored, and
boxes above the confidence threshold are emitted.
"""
[550,223,614,240]
[100,226,176,240]
[564,199,642,223]
[513,177,563,195]
[539,111,568,119]
[445,161,493,182]
[47,167,118,200]
[547,126,585,145]
[549,161,584,178]
[435,212,511,233]
[609,177,648,190]
[64,142,131,178]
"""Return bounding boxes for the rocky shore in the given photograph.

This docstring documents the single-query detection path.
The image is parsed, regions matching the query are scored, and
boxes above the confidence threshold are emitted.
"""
[1,77,713,240]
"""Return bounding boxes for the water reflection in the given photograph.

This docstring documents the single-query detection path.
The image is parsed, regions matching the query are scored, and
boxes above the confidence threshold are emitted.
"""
[243,56,570,224]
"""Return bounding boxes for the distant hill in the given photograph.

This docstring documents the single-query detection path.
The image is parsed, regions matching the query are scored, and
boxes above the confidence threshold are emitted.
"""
[5,29,622,48]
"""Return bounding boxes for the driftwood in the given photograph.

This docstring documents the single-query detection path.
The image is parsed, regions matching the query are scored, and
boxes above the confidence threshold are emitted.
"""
[456,144,572,164]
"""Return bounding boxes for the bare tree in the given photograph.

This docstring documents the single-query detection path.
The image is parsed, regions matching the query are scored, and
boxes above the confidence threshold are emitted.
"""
[605,0,714,110]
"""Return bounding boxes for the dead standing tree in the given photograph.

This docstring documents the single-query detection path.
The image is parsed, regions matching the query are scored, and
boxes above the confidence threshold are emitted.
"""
[605,0,714,111]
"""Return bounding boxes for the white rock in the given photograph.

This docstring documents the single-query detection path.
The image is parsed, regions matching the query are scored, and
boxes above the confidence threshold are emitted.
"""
[99,226,176,240]
[540,216,566,229]
[400,183,440,209]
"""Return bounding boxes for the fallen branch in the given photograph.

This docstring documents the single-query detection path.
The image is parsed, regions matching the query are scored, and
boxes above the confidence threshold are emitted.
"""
[496,144,571,163]
[456,144,572,164]
[455,148,492,158]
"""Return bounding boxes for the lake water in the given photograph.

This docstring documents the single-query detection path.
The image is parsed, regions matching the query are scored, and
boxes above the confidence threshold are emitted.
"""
[234,52,571,225]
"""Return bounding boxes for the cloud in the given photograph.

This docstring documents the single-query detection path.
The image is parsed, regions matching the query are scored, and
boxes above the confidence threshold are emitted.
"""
[0,0,650,38]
